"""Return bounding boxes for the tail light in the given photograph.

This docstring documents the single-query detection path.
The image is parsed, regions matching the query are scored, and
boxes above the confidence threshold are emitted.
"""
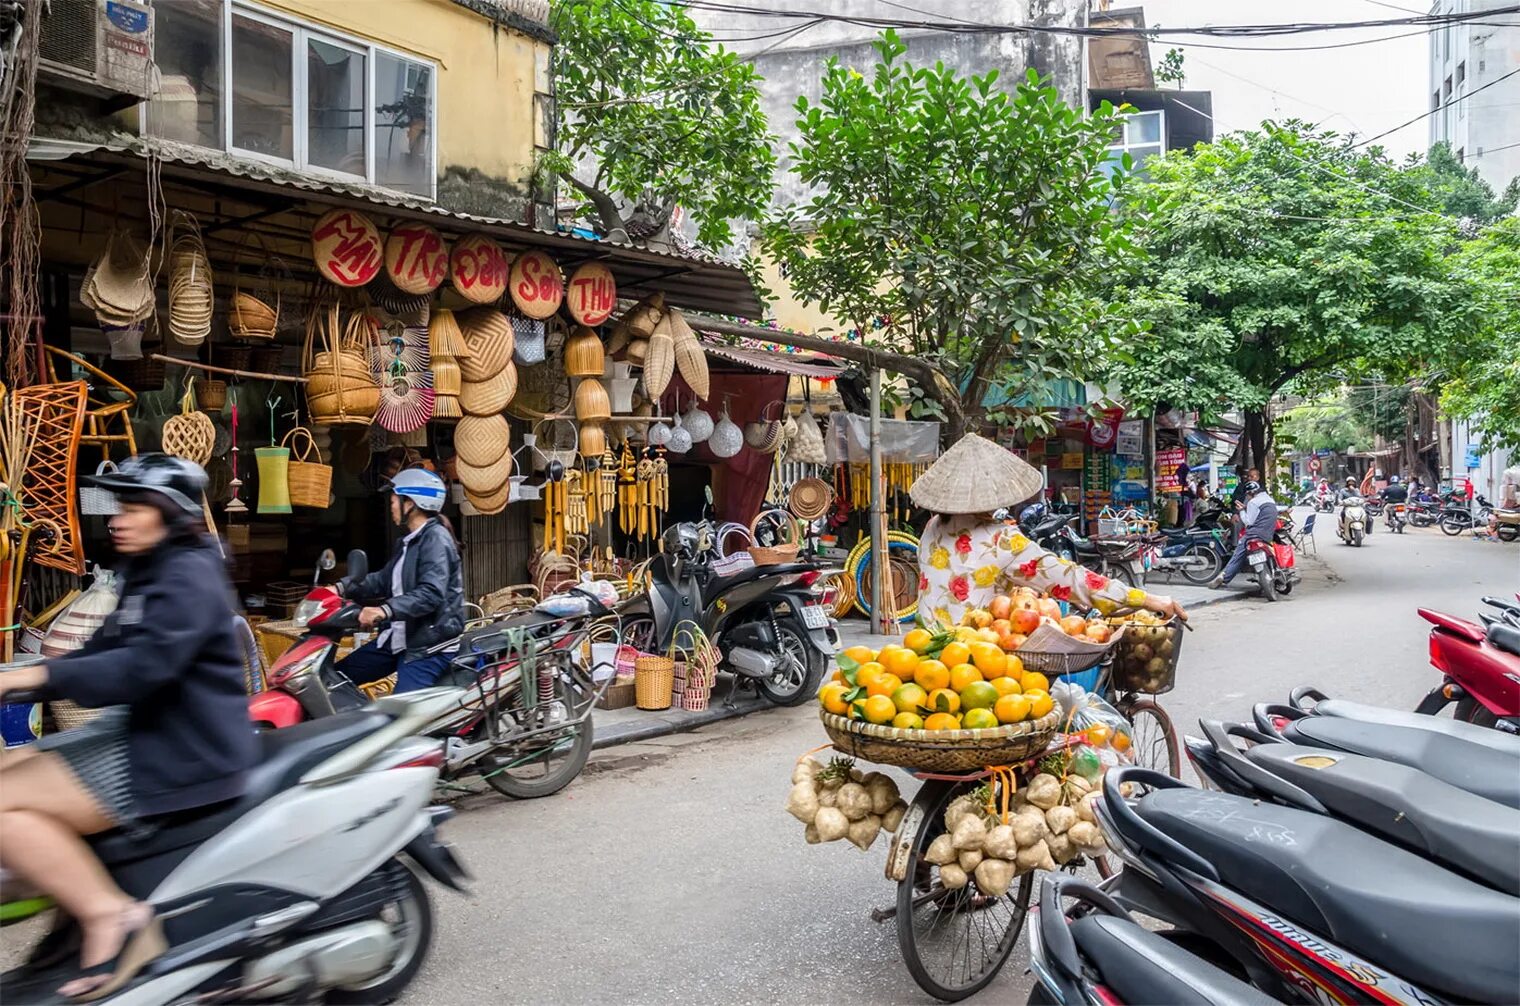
[817,582,841,610]
[393,747,446,770]
[798,570,822,588]
[1429,633,1448,672]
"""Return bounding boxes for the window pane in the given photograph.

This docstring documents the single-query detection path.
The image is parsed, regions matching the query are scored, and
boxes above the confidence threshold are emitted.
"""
[232,15,293,159]
[1131,111,1162,144]
[307,39,366,176]
[375,53,433,196]
[147,0,222,148]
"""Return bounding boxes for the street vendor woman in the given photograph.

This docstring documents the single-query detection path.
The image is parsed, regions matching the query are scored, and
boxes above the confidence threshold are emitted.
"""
[912,434,1189,626]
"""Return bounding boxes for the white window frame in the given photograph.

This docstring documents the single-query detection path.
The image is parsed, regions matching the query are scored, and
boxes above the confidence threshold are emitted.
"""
[1105,108,1165,171]
[188,0,435,198]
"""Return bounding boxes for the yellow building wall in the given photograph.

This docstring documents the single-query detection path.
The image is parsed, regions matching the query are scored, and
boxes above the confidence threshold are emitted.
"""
[257,0,547,186]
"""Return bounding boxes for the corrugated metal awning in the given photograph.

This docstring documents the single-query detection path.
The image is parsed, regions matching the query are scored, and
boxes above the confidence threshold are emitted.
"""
[700,341,847,379]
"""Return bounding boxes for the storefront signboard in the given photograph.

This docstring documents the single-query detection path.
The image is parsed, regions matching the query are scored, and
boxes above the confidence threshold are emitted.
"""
[509,250,564,320]
[311,209,382,287]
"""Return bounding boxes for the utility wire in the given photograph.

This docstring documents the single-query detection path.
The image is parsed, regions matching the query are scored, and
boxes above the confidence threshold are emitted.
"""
[1355,65,1520,147]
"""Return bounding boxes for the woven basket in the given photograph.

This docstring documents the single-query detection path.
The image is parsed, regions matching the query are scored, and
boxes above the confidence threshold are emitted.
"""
[459,363,518,416]
[788,477,833,521]
[304,305,379,425]
[162,409,216,466]
[634,654,675,710]
[230,291,278,341]
[749,542,800,566]
[454,414,511,467]
[195,378,227,411]
[820,708,1061,772]
[281,427,332,508]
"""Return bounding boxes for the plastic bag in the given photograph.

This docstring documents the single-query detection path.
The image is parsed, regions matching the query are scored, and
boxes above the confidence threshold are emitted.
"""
[1052,680,1134,770]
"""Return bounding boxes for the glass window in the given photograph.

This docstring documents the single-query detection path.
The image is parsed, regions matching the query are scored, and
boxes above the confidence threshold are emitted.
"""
[1128,110,1162,145]
[1432,90,1441,111]
[307,38,366,176]
[147,0,222,148]
[1456,60,1466,84]
[231,14,293,159]
[1101,109,1164,179]
[375,52,433,196]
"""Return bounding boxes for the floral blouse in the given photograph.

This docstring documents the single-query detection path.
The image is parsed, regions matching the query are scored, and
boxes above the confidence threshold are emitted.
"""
[917,515,1149,627]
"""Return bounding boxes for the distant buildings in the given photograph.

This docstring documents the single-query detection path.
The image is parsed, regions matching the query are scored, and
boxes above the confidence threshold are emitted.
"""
[1427,0,1520,193]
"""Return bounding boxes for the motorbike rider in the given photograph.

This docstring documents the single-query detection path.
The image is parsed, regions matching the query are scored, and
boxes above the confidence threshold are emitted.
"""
[0,455,255,999]
[334,467,464,692]
[1337,476,1360,502]
[911,434,1188,625]
[1209,480,1279,589]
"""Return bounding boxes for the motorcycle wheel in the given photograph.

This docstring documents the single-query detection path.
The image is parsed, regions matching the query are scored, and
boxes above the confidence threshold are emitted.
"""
[1455,696,1500,728]
[1441,515,1467,536]
[1498,524,1519,542]
[328,860,432,1005]
[1277,571,1293,595]
[1179,544,1222,585]
[1350,529,1363,547]
[481,672,594,800]
[1257,566,1277,601]
[754,621,825,707]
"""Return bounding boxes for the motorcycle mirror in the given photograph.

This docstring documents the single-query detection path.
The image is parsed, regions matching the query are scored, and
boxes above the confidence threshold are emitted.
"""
[347,549,369,582]
[318,548,337,571]
[704,485,714,505]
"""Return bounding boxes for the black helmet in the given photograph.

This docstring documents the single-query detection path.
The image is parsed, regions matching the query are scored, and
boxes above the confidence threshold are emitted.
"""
[1241,480,1262,495]
[83,453,206,518]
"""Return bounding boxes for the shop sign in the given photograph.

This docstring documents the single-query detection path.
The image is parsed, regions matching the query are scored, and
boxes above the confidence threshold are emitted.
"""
[566,261,617,326]
[311,209,383,287]
[1116,420,1144,456]
[1086,407,1124,448]
[509,250,564,320]
[450,233,511,304]
[1060,452,1084,469]
[384,222,449,295]
[1155,447,1188,491]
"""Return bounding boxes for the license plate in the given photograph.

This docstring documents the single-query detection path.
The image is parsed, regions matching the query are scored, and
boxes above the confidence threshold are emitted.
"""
[799,604,829,629]
[1248,552,1267,567]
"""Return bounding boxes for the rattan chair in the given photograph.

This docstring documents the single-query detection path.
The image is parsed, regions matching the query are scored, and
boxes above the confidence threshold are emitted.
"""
[44,346,138,460]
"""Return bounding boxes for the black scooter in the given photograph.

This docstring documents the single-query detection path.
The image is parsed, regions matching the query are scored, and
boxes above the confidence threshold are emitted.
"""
[618,519,842,706]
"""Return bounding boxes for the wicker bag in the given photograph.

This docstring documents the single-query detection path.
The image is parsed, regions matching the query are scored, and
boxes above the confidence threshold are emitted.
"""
[303,303,380,425]
[40,569,119,730]
[744,401,787,454]
[281,427,332,508]
[79,460,121,516]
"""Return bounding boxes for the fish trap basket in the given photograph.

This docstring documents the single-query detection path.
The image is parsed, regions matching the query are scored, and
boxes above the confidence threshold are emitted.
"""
[820,708,1062,772]
[1105,617,1184,695]
[634,654,675,710]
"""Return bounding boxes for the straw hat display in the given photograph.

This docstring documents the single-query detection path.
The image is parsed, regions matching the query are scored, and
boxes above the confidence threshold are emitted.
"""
[909,433,1043,514]
[167,217,215,345]
[81,231,154,328]
[454,414,511,468]
[458,363,518,416]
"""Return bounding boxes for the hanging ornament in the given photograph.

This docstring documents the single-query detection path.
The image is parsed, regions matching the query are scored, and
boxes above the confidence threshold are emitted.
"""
[708,398,743,459]
[682,400,714,443]
[667,411,692,454]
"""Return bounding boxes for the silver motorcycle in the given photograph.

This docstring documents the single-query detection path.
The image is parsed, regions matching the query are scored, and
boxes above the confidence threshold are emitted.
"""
[1338,496,1368,547]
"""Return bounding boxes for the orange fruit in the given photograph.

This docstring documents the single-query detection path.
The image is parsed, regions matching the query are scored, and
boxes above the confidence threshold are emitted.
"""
[855,662,887,689]
[862,694,898,724]
[866,673,903,699]
[969,642,1007,679]
[924,712,962,731]
[842,645,878,666]
[991,677,1023,696]
[915,659,950,692]
[1003,654,1024,681]
[818,683,849,715]
[963,707,999,730]
[1112,729,1132,753]
[1024,688,1054,719]
[1020,671,1049,694]
[959,680,1000,711]
[830,669,845,683]
[938,641,972,669]
[849,697,870,720]
[891,682,929,714]
[893,711,925,730]
[995,693,1032,724]
[879,647,920,682]
[1086,723,1112,747]
[927,688,961,714]
[903,628,934,654]
[948,663,984,692]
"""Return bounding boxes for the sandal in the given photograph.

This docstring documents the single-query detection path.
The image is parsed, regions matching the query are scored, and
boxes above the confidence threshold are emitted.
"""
[61,910,166,1002]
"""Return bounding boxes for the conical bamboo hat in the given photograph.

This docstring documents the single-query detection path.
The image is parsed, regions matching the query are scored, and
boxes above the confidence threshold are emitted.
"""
[909,433,1045,515]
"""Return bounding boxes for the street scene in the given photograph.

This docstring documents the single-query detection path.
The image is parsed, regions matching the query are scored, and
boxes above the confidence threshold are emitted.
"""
[1,0,1519,1004]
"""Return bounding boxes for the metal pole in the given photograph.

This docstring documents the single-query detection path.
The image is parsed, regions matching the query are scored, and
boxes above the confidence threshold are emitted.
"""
[870,368,891,637]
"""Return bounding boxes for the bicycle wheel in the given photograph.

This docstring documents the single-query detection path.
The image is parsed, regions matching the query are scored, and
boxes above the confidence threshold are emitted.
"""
[1122,697,1181,778]
[896,778,1034,1002]
[480,670,594,799]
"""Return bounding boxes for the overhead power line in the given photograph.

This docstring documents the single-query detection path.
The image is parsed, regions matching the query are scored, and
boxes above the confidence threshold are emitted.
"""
[1355,65,1520,147]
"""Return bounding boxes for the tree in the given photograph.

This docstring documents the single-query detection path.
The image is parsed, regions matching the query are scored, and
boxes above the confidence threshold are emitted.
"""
[1440,216,1520,452]
[547,0,776,249]
[764,31,1143,439]
[1103,122,1481,471]
[1155,48,1186,89]
[1408,142,1518,224]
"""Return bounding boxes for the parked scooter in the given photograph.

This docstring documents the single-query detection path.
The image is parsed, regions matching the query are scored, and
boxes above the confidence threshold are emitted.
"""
[1337,495,1368,546]
[616,517,842,706]
[1412,595,1520,731]
[1244,515,1298,601]
[1,690,469,1005]
[1439,493,1495,535]
[1021,509,1149,587]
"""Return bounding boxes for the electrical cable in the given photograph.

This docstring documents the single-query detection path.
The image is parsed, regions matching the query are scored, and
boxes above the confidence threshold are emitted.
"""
[1354,64,1520,147]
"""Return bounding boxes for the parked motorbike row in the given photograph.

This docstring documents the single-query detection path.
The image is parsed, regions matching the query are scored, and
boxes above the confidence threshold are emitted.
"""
[1028,596,1520,1005]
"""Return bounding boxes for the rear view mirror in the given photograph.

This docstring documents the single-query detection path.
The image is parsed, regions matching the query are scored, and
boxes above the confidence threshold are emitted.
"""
[704,486,714,505]
[347,549,369,582]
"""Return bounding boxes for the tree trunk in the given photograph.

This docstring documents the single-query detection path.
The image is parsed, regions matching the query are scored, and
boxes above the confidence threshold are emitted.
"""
[561,172,629,243]
[1240,409,1270,474]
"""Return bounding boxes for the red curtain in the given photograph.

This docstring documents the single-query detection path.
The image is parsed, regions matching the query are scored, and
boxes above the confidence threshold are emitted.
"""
[658,372,788,527]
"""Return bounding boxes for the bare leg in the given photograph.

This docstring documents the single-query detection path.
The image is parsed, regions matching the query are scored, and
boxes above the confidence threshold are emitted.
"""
[0,752,145,996]
[0,744,40,771]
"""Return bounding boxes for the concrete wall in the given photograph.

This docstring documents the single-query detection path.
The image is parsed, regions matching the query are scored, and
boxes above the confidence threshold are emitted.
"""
[1428,0,1520,193]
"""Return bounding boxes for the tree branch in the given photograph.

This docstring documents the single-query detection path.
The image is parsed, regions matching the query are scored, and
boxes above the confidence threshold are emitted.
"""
[561,172,629,243]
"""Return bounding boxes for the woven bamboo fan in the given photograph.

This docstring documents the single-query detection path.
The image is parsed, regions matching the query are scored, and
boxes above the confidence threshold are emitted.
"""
[574,378,611,421]
[456,450,513,495]
[459,363,518,416]
[667,309,710,400]
[454,414,511,467]
[375,379,436,434]
[457,308,514,381]
[643,313,675,397]
[465,481,512,515]
[563,326,605,378]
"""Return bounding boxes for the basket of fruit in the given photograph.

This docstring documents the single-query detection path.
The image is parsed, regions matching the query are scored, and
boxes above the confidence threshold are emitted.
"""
[1105,613,1184,695]
[819,708,1062,773]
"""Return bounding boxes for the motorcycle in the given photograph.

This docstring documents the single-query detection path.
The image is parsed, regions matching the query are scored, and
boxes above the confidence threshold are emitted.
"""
[1336,496,1367,547]
[250,549,609,800]
[1024,512,1149,588]
[1243,515,1297,602]
[1412,594,1520,731]
[1439,493,1494,536]
[1385,501,1407,533]
[2,690,469,1005]
[1144,526,1231,585]
[1407,495,1440,527]
[616,518,842,706]
[1314,485,1337,513]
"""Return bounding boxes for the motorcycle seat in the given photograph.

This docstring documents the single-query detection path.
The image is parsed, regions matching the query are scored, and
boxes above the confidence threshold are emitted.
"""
[1282,716,1520,808]
[1489,622,1520,659]
[456,609,560,653]
[1310,697,1520,754]
[89,711,391,865]
[1245,743,1520,894]
[1068,914,1278,1006]
[1135,787,1520,1004]
[706,561,813,596]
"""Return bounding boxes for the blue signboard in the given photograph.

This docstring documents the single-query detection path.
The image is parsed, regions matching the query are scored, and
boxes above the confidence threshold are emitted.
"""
[1464,445,1483,469]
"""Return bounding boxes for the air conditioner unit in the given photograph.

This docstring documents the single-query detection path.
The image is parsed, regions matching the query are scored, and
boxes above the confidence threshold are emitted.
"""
[37,0,153,105]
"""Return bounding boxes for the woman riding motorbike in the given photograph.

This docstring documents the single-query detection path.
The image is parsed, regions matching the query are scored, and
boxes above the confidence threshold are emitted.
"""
[0,455,255,999]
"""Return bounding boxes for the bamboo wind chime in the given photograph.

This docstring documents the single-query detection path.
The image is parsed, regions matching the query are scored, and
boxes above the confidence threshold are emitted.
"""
[846,461,930,524]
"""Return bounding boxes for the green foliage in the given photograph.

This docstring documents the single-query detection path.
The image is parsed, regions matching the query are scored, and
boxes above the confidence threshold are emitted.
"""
[1155,48,1186,89]
[548,0,776,248]
[1277,398,1364,455]
[764,31,1144,432]
[1407,142,1518,224]
[1441,217,1520,451]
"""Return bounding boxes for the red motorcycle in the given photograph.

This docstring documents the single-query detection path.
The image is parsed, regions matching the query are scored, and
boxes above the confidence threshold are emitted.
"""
[1244,515,1298,602]
[1414,595,1520,731]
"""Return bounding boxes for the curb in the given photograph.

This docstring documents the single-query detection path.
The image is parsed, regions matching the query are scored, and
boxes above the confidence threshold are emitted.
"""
[591,695,771,751]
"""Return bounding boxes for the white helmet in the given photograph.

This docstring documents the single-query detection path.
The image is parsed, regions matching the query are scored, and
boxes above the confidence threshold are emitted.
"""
[387,468,447,512]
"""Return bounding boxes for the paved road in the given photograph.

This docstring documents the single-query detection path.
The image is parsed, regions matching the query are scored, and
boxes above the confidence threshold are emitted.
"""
[401,517,1515,1005]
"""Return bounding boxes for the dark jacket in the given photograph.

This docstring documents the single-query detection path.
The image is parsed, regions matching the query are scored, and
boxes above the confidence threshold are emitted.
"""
[343,517,463,658]
[45,538,257,816]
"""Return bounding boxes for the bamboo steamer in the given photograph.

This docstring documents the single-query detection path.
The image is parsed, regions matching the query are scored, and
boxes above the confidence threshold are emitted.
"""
[667,309,710,400]
[574,378,611,421]
[455,451,513,494]
[454,414,511,467]
[579,422,607,458]
[457,308,514,381]
[563,326,606,378]
[459,363,518,416]
[643,314,675,397]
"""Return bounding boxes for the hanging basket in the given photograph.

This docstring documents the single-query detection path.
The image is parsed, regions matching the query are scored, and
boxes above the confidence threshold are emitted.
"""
[281,427,332,509]
[303,303,380,426]
[531,417,579,472]
[256,446,292,514]
[195,378,227,412]
[79,460,121,516]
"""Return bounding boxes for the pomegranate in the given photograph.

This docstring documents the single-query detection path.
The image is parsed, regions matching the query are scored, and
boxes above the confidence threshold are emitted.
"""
[988,595,1013,620]
[1011,608,1040,635]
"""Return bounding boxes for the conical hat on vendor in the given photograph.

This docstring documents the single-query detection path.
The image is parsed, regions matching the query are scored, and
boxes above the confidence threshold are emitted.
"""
[910,433,1045,515]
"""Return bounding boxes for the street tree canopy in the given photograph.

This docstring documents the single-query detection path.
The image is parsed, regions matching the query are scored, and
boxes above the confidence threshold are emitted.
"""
[1103,123,1480,469]
[764,31,1143,439]
[548,0,775,249]
[1441,216,1520,452]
